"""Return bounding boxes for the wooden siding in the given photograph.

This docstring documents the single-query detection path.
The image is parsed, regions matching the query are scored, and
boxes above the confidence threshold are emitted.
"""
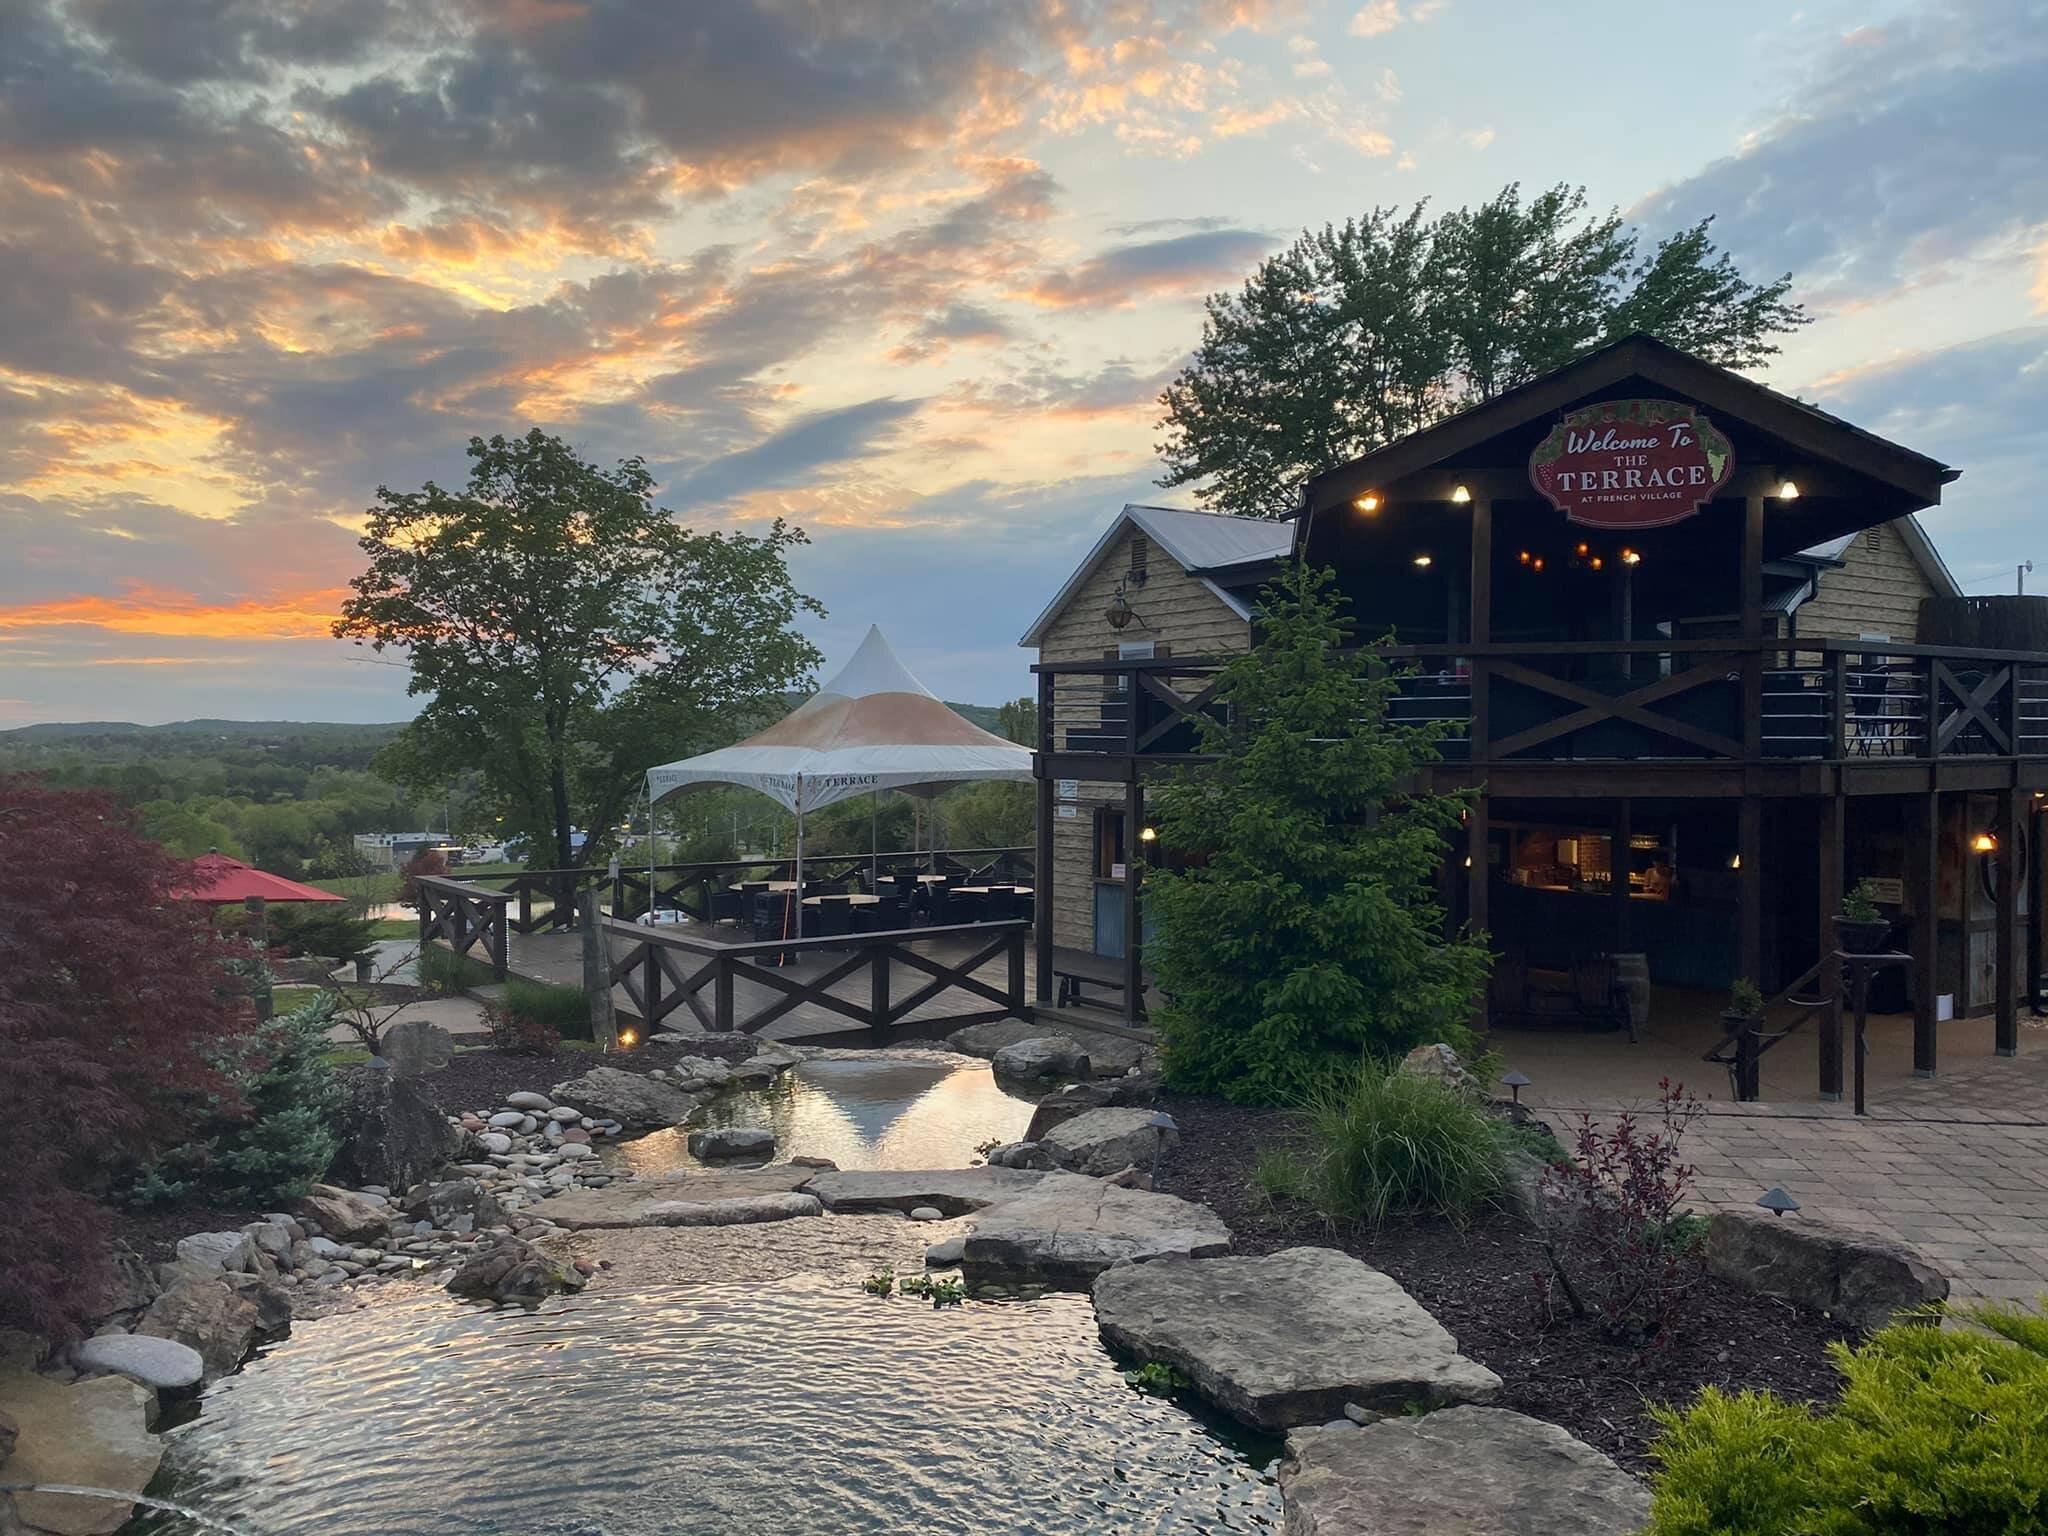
[1038,525,1252,954]
[1796,520,1941,644]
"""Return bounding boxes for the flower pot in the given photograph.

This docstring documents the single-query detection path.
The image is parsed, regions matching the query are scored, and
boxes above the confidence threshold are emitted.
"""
[1834,915,1891,955]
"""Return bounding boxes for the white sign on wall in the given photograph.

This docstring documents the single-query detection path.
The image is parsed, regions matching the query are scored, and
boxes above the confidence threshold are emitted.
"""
[1056,779,1079,800]
[1056,804,1079,819]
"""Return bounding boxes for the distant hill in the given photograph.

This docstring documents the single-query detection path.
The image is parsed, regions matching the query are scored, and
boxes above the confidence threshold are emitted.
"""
[0,718,412,744]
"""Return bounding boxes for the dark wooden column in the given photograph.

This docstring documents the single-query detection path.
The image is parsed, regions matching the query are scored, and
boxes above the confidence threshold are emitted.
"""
[1123,779,1144,1026]
[1996,786,2020,1056]
[1034,773,1055,1006]
[1740,491,1766,760]
[1912,790,1940,1077]
[1817,794,1844,1100]
[1468,497,1491,763]
[1612,799,1632,950]
[1738,797,1762,987]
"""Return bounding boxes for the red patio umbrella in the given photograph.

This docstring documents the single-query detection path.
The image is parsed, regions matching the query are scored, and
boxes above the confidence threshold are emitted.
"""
[176,852,344,905]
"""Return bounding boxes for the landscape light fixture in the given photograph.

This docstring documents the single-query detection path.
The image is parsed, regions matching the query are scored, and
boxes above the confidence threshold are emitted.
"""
[1756,1187,1801,1217]
[1972,830,1998,854]
[1355,492,1381,514]
[1450,484,1472,504]
[1499,1069,1530,1105]
[617,1027,640,1049]
[1146,1111,1179,1186]
[1776,479,1801,500]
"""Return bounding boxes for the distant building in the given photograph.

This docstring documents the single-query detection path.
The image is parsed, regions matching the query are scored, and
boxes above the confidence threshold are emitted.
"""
[352,831,454,871]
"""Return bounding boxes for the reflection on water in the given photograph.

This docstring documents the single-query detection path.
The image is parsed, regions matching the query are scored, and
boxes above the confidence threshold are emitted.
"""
[612,1056,1039,1176]
[134,1280,1282,1536]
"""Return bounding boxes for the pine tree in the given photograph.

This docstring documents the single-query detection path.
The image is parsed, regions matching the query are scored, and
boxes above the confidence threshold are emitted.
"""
[1144,566,1490,1104]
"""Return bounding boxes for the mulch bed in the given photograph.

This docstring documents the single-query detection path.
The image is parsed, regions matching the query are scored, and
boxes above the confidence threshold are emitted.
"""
[104,1200,276,1267]
[1153,1096,1854,1471]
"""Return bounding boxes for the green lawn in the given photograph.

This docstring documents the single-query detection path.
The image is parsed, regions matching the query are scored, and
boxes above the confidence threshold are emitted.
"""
[272,982,374,1014]
[307,872,403,903]
[367,917,416,939]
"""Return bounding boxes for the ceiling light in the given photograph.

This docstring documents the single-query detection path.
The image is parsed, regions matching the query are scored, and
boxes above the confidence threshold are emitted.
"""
[1355,492,1381,514]
[1777,479,1800,500]
[1450,484,1472,504]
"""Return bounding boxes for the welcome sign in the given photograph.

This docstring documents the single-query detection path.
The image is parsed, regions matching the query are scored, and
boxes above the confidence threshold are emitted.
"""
[1528,399,1735,529]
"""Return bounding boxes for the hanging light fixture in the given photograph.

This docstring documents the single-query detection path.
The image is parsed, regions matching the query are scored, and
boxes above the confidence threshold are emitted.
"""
[1777,479,1801,500]
[1972,830,1998,854]
[1620,548,1642,566]
[1450,484,1472,504]
[1105,586,1134,630]
[1355,492,1381,514]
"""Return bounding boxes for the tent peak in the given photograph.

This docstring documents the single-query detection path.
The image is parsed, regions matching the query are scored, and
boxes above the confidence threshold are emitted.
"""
[818,625,935,701]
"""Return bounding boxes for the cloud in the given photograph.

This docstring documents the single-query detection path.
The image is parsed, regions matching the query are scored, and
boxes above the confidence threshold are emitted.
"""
[1633,1,2048,305]
[1349,0,1404,37]
[888,304,1015,364]
[0,583,345,639]
[664,397,923,509]
[1021,228,1274,309]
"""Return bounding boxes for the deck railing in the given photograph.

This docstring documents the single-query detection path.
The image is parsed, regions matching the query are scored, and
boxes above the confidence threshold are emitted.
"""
[414,874,511,979]
[601,916,1027,1042]
[1036,639,2048,767]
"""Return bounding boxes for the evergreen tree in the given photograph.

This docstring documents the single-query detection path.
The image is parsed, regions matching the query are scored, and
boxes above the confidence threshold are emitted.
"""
[1144,566,1490,1104]
[1159,183,1806,519]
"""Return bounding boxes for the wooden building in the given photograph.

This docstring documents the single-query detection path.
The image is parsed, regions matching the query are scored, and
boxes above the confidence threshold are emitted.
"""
[1027,335,2041,1096]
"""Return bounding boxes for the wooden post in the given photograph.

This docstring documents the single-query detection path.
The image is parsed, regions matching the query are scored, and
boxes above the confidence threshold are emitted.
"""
[1611,799,1631,951]
[1912,790,1940,1077]
[489,898,507,981]
[1034,770,1055,1005]
[1738,797,1762,988]
[1468,497,1491,765]
[870,946,891,1030]
[1008,926,1027,1018]
[714,953,734,1033]
[1826,650,1849,759]
[1740,491,1765,760]
[579,894,617,1051]
[1467,795,1490,938]
[1997,786,2019,1056]
[1123,779,1144,1026]
[1817,794,1844,1100]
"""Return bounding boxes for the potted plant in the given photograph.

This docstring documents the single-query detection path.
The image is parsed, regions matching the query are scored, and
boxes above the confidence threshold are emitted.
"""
[1721,977,1765,1031]
[1835,878,1891,954]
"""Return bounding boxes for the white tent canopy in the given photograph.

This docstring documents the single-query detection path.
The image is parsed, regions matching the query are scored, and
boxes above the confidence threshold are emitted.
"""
[643,626,1032,909]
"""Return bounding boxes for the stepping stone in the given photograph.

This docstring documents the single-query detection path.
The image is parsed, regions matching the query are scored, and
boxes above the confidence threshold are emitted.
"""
[72,1333,204,1392]
[800,1167,1048,1217]
[528,1166,820,1229]
[961,1173,1230,1292]
[1090,1247,1501,1428]
[1041,1107,1176,1176]
[1281,1408,1650,1535]
[0,1373,163,1536]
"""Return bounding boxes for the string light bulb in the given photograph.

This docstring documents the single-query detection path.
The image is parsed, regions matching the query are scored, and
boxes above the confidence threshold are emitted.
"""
[1621,548,1641,566]
[1590,556,1604,571]
[1450,484,1472,504]
[1355,492,1381,514]
[1518,550,1532,565]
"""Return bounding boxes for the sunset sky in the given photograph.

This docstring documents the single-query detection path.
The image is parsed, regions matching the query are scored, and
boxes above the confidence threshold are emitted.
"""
[2,0,2043,725]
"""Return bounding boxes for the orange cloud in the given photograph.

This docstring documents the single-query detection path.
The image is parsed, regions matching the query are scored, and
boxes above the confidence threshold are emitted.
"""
[0,585,347,640]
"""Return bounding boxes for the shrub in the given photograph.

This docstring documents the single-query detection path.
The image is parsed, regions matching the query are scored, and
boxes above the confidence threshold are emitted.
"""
[503,978,592,1042]
[482,999,561,1055]
[398,846,448,907]
[1145,566,1490,1104]
[1272,1059,1507,1228]
[267,905,380,965]
[1646,1301,2048,1535]
[418,942,495,996]
[1536,1080,1703,1344]
[0,778,247,1335]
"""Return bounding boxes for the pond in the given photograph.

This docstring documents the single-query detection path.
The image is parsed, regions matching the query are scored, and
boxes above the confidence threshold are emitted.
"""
[133,1279,1282,1535]
[610,1054,1039,1175]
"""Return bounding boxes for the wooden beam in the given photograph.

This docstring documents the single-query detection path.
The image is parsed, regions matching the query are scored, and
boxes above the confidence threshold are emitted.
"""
[1817,795,1844,1100]
[1469,497,1491,766]
[1034,772,1054,1005]
[1912,790,1940,1077]
[1738,796,1762,987]
[1997,787,2019,1056]
[1487,659,1745,761]
[1123,780,1144,1027]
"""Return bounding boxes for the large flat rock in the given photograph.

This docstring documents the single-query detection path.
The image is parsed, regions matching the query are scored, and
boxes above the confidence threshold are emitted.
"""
[1281,1409,1650,1535]
[947,1018,1150,1076]
[1092,1247,1499,1428]
[961,1173,1230,1292]
[0,1373,163,1536]
[1041,1107,1175,1176]
[800,1167,1049,1216]
[528,1167,822,1229]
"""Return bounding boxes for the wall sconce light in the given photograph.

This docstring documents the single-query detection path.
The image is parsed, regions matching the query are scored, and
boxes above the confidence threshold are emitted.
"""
[1463,854,1473,868]
[1139,826,1158,843]
[1972,831,1998,854]
[1413,553,1433,568]
[1729,852,1742,870]
[1620,548,1641,566]
[1106,587,1134,630]
[1776,479,1801,500]
[1450,484,1472,504]
[1355,492,1381,514]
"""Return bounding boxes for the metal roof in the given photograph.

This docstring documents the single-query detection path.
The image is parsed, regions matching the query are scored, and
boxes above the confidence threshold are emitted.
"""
[1017,504,1292,647]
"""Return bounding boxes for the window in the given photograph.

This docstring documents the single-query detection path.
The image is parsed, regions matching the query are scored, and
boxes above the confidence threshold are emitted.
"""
[1094,806,1127,879]
[1108,638,1154,696]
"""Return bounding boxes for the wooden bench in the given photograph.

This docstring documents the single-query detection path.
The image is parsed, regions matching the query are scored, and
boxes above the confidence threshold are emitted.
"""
[1050,949,1147,1018]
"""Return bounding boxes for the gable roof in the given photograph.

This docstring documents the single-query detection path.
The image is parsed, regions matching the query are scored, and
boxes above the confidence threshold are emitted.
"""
[1298,332,1959,517]
[1017,503,1294,647]
[1794,513,1962,598]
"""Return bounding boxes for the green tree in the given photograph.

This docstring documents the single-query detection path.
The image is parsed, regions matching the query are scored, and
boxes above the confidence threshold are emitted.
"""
[1159,182,1806,519]
[1143,565,1490,1104]
[335,430,824,870]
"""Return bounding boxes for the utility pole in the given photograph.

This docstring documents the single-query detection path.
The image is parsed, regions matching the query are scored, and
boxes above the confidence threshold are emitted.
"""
[2021,561,2035,596]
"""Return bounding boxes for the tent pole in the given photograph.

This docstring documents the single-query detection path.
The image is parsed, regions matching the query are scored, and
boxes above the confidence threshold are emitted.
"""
[645,781,655,919]
[870,790,879,891]
[793,773,805,939]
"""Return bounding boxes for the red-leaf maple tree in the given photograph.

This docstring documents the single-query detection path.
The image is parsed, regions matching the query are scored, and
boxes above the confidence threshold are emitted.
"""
[0,777,249,1335]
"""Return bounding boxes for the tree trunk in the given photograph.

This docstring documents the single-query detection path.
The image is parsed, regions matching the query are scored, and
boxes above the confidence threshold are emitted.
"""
[550,752,574,870]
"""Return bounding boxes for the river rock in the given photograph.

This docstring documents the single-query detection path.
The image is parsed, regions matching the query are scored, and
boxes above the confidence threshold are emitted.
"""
[925,1237,966,1266]
[1023,1081,1116,1140]
[445,1237,587,1306]
[0,1373,163,1536]
[1091,1248,1499,1429]
[909,1206,944,1222]
[478,1131,513,1154]
[1280,1408,1650,1535]
[401,1178,504,1234]
[668,1055,733,1092]
[984,1140,1055,1170]
[505,1091,555,1111]
[950,1018,1149,1076]
[1041,1107,1176,1177]
[687,1127,775,1160]
[300,1184,393,1242]
[961,1173,1230,1292]
[488,1111,527,1128]
[800,1167,1049,1216]
[990,1036,1092,1082]
[135,1276,264,1382]
[72,1333,204,1393]
[727,1045,802,1087]
[329,1065,462,1192]
[381,1018,456,1077]
[1704,1208,1948,1330]
[173,1228,262,1277]
[551,1066,705,1130]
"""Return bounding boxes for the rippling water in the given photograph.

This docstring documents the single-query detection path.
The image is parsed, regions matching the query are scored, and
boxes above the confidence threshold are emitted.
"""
[135,1280,1281,1536]
[611,1056,1039,1176]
